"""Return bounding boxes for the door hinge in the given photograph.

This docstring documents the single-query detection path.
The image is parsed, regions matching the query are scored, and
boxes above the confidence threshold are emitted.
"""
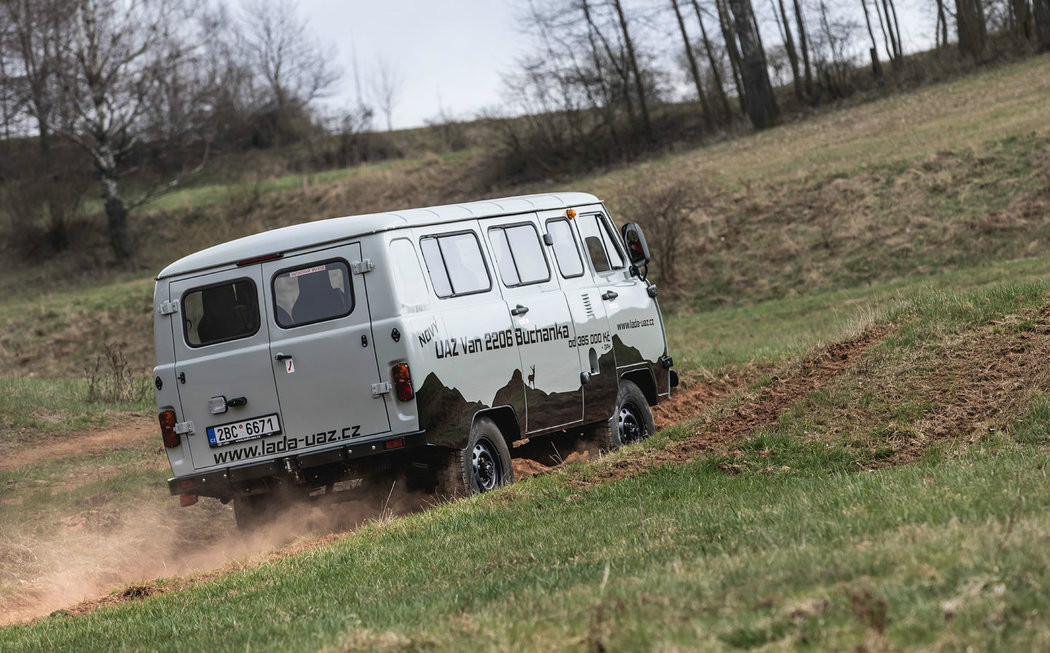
[159,300,179,316]
[371,382,392,397]
[351,259,375,274]
[174,421,194,435]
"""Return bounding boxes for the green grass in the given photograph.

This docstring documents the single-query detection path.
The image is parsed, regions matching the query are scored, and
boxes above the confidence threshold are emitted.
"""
[4,280,1050,648]
[0,377,151,442]
[2,438,1047,650]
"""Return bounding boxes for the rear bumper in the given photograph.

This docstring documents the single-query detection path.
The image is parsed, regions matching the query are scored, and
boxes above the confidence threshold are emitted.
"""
[168,429,429,498]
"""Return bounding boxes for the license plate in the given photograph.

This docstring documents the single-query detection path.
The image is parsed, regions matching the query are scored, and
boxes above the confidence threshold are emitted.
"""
[207,413,281,447]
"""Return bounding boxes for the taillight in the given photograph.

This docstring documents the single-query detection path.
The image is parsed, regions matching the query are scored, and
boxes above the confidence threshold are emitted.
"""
[391,363,414,401]
[159,409,180,448]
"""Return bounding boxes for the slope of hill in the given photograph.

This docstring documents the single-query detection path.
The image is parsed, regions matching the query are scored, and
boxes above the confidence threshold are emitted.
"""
[0,53,1049,649]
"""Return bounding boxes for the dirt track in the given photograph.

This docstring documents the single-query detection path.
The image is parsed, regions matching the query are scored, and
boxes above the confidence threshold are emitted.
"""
[0,326,886,626]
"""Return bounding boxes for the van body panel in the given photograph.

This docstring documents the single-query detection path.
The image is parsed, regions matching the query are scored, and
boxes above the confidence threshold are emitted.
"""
[536,209,621,424]
[260,242,391,450]
[168,266,285,472]
[479,214,583,433]
[411,223,526,449]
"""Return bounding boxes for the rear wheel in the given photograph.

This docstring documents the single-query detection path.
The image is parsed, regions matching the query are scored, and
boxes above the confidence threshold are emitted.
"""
[586,380,656,451]
[233,494,271,531]
[436,416,514,497]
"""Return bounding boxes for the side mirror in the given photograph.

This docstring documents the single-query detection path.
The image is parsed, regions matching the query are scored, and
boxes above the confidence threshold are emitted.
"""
[620,222,651,267]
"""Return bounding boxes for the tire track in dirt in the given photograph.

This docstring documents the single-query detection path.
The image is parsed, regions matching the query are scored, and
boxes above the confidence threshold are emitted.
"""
[569,326,888,488]
[0,416,156,473]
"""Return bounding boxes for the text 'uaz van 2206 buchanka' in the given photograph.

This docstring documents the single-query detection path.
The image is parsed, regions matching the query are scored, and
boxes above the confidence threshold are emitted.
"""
[153,193,677,529]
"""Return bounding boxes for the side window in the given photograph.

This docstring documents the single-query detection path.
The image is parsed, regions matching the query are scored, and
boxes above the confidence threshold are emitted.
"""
[488,223,550,287]
[577,214,612,273]
[389,238,429,306]
[272,260,353,328]
[419,231,492,298]
[546,218,584,278]
[183,279,260,347]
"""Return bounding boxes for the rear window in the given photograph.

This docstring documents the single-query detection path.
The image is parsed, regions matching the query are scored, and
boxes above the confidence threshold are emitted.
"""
[272,260,353,328]
[419,232,492,298]
[182,279,260,347]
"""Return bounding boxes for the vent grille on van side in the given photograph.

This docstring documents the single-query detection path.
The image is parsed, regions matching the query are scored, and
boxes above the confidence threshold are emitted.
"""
[582,294,595,319]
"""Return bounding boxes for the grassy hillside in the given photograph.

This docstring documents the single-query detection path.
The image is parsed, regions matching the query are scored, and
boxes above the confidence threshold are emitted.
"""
[1,52,1049,648]
[3,280,1050,649]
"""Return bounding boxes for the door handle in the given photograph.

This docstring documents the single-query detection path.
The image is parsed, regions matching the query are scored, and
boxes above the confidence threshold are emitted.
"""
[511,304,530,316]
[274,353,292,361]
[602,291,618,301]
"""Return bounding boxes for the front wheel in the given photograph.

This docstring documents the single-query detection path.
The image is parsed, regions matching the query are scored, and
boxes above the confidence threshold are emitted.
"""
[436,416,514,497]
[586,380,656,451]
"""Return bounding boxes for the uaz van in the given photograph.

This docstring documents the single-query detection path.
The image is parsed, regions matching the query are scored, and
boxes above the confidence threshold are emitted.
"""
[153,192,676,528]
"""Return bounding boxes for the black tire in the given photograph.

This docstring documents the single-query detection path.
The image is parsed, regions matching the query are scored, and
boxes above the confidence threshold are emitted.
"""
[233,494,271,531]
[587,380,656,451]
[436,416,514,497]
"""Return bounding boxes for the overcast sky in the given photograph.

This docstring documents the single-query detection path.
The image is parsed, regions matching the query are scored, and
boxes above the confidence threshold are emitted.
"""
[298,0,526,129]
[295,0,934,131]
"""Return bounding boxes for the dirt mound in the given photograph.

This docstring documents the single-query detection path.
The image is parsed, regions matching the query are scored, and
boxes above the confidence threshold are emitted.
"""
[569,327,888,487]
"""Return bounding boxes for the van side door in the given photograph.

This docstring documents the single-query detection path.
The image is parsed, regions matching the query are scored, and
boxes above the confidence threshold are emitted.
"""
[261,242,391,450]
[538,211,619,424]
[575,210,668,386]
[481,215,583,433]
[413,224,526,447]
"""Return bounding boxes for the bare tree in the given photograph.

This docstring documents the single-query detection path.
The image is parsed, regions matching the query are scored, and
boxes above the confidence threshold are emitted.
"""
[370,56,404,132]
[727,0,779,128]
[47,0,192,261]
[1036,0,1050,50]
[956,0,988,59]
[671,0,714,130]
[611,0,653,141]
[689,0,732,118]
[239,0,342,141]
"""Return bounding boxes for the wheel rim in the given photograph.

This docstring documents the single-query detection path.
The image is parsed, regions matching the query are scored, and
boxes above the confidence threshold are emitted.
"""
[471,438,502,491]
[618,402,646,445]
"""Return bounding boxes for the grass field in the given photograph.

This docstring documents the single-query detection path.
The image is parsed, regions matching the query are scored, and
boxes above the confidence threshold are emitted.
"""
[0,54,1049,649]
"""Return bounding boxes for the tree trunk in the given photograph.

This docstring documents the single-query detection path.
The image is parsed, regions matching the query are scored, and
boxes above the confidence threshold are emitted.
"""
[97,145,134,261]
[791,0,814,99]
[956,0,987,59]
[727,0,779,129]
[887,0,904,64]
[775,0,803,99]
[672,0,714,130]
[1036,0,1050,50]
[936,0,949,47]
[1011,0,1032,46]
[860,0,882,78]
[690,0,732,119]
[879,0,900,64]
[612,0,653,142]
[716,0,748,115]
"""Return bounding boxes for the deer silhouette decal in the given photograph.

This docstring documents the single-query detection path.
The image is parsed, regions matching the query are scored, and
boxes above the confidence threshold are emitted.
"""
[528,365,536,388]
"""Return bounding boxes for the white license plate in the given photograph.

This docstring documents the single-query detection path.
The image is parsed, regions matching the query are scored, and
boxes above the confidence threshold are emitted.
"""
[207,413,281,447]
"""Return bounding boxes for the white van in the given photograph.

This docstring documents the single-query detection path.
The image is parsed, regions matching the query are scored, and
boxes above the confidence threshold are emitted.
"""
[153,192,677,527]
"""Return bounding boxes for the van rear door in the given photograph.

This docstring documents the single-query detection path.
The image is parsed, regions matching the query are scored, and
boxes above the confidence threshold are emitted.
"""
[169,267,283,472]
[261,243,390,446]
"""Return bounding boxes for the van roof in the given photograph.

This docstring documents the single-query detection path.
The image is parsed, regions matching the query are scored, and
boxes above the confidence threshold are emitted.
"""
[157,192,602,280]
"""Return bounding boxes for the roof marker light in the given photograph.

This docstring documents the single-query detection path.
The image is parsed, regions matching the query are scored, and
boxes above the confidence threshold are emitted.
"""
[566,208,577,219]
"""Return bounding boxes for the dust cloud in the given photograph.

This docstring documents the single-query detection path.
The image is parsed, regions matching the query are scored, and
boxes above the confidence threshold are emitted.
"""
[0,480,437,626]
